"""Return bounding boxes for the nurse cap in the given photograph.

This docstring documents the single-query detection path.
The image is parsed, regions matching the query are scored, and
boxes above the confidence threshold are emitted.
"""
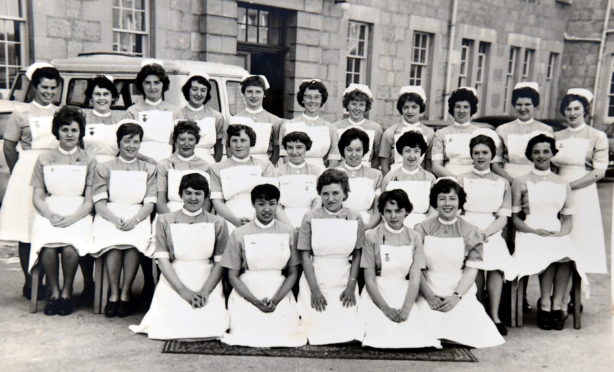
[116,118,141,127]
[434,176,460,185]
[141,58,164,68]
[25,62,55,80]
[301,78,322,84]
[186,70,210,82]
[94,74,114,83]
[343,83,373,99]
[567,88,593,103]
[242,74,270,90]
[454,86,478,99]
[399,85,426,102]
[514,82,539,93]
[228,116,254,126]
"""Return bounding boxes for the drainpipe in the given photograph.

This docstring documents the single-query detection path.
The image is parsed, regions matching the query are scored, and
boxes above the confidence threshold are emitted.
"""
[590,0,612,124]
[442,0,459,120]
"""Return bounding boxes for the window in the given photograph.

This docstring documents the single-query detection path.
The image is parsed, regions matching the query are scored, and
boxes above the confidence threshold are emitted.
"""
[346,21,370,87]
[227,80,246,116]
[458,39,473,87]
[0,0,26,91]
[521,48,534,81]
[112,0,148,56]
[474,42,489,100]
[503,46,520,112]
[237,4,283,45]
[409,32,432,87]
[544,52,558,116]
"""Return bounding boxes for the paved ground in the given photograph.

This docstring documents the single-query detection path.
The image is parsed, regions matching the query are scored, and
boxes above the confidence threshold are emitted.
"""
[0,183,613,372]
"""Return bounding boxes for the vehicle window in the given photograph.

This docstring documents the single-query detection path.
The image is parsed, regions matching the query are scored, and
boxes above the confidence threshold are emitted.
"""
[10,73,63,105]
[226,80,245,115]
[67,79,89,107]
[208,80,221,112]
[67,78,140,109]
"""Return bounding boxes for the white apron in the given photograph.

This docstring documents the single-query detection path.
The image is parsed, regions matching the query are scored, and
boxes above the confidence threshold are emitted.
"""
[298,218,362,345]
[345,177,375,224]
[279,174,318,228]
[504,132,548,178]
[285,122,330,167]
[166,168,210,212]
[138,110,174,162]
[194,117,217,164]
[83,123,120,164]
[386,180,431,228]
[416,236,505,348]
[29,165,93,271]
[244,120,273,157]
[337,127,375,166]
[130,222,228,339]
[220,165,262,231]
[444,133,473,176]
[91,170,152,256]
[223,232,306,347]
[358,243,441,349]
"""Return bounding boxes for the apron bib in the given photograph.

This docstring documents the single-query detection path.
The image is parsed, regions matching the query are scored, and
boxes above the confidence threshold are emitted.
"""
[345,177,375,213]
[30,116,58,150]
[423,236,465,297]
[167,168,210,202]
[337,127,375,163]
[553,137,590,167]
[245,121,273,155]
[83,123,119,158]
[138,110,174,143]
[463,178,504,214]
[279,174,318,228]
[386,180,430,214]
[285,122,331,158]
[195,117,217,149]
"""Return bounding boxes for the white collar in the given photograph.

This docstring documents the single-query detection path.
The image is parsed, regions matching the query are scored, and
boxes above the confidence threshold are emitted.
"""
[58,146,78,155]
[186,104,204,112]
[472,167,491,176]
[568,122,587,132]
[323,207,343,216]
[302,113,319,121]
[384,222,404,234]
[348,118,365,126]
[255,218,275,229]
[453,121,470,127]
[532,168,551,176]
[245,107,263,114]
[343,162,362,171]
[402,120,422,128]
[92,109,111,118]
[438,217,458,225]
[177,153,195,162]
[517,118,534,125]
[32,101,52,109]
[118,155,137,164]
[400,166,420,175]
[145,98,163,106]
[231,155,251,163]
[181,208,202,217]
[288,161,306,169]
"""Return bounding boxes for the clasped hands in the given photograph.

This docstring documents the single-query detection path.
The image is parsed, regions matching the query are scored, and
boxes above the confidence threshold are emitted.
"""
[426,294,460,312]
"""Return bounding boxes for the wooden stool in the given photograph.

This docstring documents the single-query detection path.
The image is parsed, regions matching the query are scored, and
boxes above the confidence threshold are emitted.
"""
[29,264,42,313]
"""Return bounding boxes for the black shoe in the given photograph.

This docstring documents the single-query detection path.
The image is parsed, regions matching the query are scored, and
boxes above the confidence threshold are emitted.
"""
[80,285,95,301]
[104,301,118,318]
[551,310,566,330]
[117,300,131,318]
[568,302,584,314]
[44,298,59,316]
[58,298,73,316]
[495,322,508,336]
[537,307,552,330]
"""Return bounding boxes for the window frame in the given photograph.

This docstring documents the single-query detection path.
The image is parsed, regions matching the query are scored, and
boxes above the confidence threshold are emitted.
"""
[503,46,520,113]
[112,0,149,57]
[345,20,371,87]
[0,0,27,91]
[409,31,432,87]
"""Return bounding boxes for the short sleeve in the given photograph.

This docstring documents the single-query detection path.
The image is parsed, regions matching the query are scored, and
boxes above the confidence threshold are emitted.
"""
[143,164,158,204]
[213,218,230,262]
[411,234,427,270]
[354,214,365,250]
[492,133,505,163]
[592,130,609,170]
[297,213,313,251]
[360,233,377,269]
[326,124,342,161]
[30,158,45,189]
[156,161,169,195]
[220,230,243,270]
[3,111,25,143]
[374,170,383,192]
[413,222,427,239]
[153,216,171,260]
[378,128,394,159]
[464,225,484,266]
[431,131,445,161]
[92,163,110,203]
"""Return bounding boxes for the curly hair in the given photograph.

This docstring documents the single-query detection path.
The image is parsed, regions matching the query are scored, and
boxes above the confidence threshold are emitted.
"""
[377,189,413,214]
[135,63,170,96]
[469,135,496,159]
[52,105,86,147]
[179,173,210,198]
[429,178,466,210]
[343,90,372,112]
[396,92,426,115]
[85,75,119,103]
[297,80,328,107]
[317,168,350,196]
[181,75,212,104]
[559,94,590,117]
[172,120,201,144]
[395,131,427,155]
[448,88,478,116]
[31,67,61,88]
[338,127,370,156]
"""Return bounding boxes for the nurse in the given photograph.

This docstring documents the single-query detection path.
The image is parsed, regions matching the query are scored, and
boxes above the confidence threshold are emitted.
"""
[431,87,502,177]
[91,121,157,318]
[0,62,61,299]
[458,135,514,335]
[415,178,505,348]
[379,86,435,175]
[130,173,229,340]
[333,83,383,168]
[280,79,341,168]
[275,131,324,229]
[359,189,441,349]
[229,75,282,163]
[126,60,177,162]
[336,128,383,229]
[29,106,96,316]
[174,72,224,164]
[222,184,305,347]
[381,131,436,228]
[297,169,364,345]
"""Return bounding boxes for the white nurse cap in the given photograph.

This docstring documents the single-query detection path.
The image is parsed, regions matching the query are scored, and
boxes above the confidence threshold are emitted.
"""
[567,88,593,103]
[455,86,478,99]
[343,83,373,99]
[25,62,54,80]
[301,78,322,84]
[399,85,426,102]
[94,74,114,83]
[187,71,210,81]
[116,118,141,126]
[242,75,270,90]
[514,81,539,93]
[228,116,254,126]
[141,58,164,68]
[434,176,460,185]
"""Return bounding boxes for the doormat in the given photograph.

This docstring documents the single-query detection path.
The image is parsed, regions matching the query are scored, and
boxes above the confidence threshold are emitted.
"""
[162,340,477,362]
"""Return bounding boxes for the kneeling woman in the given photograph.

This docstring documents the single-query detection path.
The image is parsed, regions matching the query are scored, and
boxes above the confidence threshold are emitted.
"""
[130,173,229,340]
[222,184,305,347]
[29,106,96,315]
[359,190,441,349]
[91,121,157,317]
[298,169,365,345]
[415,178,504,348]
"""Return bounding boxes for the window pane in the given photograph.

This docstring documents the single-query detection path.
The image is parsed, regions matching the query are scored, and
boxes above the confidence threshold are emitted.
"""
[113,8,121,28]
[123,0,134,9]
[259,10,269,27]
[238,7,246,25]
[135,11,145,31]
[269,28,279,45]
[237,24,246,42]
[135,0,144,9]
[7,42,19,65]
[227,80,246,115]
[247,24,257,43]
[247,8,257,26]
[7,0,21,17]
[259,26,268,44]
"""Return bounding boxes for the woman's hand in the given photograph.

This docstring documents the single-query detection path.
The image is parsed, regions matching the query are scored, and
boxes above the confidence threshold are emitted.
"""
[339,285,356,307]
[533,228,556,237]
[426,295,444,310]
[253,298,275,313]
[179,289,205,308]
[479,229,489,243]
[239,217,251,225]
[382,306,402,323]
[398,305,412,322]
[47,213,66,227]
[310,289,327,312]
[438,295,461,312]
[121,217,139,231]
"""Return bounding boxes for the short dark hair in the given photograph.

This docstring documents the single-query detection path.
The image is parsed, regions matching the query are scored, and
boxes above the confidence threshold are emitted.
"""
[31,67,61,88]
[85,75,119,103]
[378,189,413,214]
[297,80,328,107]
[338,127,370,156]
[240,75,267,94]
[429,178,467,210]
[173,120,201,144]
[179,173,210,198]
[559,94,590,117]
[512,86,540,107]
[525,133,557,161]
[52,105,86,147]
[396,93,426,115]
[448,88,478,116]
[116,121,144,146]
[282,131,312,151]
[342,90,372,112]
[226,124,256,147]
[317,168,350,196]
[181,75,212,104]
[251,183,280,203]
[135,63,170,96]
[395,131,427,155]
[469,135,496,158]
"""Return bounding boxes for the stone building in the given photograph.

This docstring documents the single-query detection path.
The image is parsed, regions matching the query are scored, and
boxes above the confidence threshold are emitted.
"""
[2,0,613,128]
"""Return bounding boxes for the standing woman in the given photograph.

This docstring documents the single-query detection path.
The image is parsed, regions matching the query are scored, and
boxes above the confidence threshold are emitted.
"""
[126,60,177,162]
[431,87,503,177]
[415,178,504,348]
[130,173,229,340]
[379,86,435,175]
[297,169,364,345]
[0,62,61,298]
[91,121,157,318]
[29,106,96,315]
[333,84,382,169]
[552,89,608,275]
[174,72,224,164]
[280,79,341,168]
[458,135,514,335]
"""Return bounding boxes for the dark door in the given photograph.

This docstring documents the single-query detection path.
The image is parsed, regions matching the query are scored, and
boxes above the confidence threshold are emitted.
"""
[249,52,285,118]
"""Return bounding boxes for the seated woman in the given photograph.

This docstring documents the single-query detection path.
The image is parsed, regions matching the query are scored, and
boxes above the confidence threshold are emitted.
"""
[297,169,364,345]
[415,178,504,348]
[336,128,382,229]
[512,134,587,330]
[381,131,436,228]
[359,189,441,349]
[91,120,157,318]
[157,120,212,214]
[458,135,514,336]
[275,131,324,229]
[130,173,229,340]
[221,184,305,347]
[29,106,96,316]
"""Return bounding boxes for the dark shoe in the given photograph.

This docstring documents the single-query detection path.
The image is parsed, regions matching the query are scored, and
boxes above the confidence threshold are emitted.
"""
[568,302,584,314]
[116,300,131,318]
[551,310,567,330]
[80,285,95,301]
[104,301,118,318]
[58,298,73,316]
[44,298,59,316]
[537,307,552,330]
[495,322,508,336]
[523,297,532,313]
